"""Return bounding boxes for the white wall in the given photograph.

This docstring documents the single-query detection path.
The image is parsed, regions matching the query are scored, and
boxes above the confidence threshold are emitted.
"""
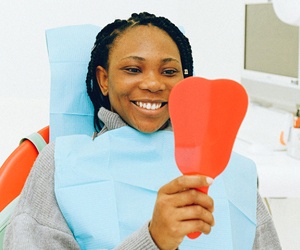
[0,0,244,165]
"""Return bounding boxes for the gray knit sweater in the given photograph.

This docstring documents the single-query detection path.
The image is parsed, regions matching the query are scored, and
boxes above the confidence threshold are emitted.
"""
[4,108,281,249]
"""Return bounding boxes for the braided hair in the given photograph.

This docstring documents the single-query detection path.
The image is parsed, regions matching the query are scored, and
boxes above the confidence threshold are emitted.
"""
[86,12,194,131]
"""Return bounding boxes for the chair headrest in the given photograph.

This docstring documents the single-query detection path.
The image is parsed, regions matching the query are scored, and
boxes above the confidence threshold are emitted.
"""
[46,24,100,141]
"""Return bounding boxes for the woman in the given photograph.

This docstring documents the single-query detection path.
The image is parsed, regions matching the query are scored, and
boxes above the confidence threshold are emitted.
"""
[4,12,281,249]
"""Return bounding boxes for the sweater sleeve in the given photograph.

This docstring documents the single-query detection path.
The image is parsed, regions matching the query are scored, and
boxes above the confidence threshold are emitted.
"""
[252,193,282,250]
[3,142,158,250]
[3,143,80,250]
[115,222,160,250]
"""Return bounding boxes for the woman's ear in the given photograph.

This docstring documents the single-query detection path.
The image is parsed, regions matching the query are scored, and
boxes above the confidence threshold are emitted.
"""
[96,66,109,96]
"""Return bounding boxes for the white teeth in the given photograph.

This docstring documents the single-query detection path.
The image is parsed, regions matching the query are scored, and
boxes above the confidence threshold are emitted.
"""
[136,101,162,110]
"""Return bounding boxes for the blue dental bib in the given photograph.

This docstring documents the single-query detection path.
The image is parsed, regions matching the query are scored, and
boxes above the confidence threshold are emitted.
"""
[54,126,257,250]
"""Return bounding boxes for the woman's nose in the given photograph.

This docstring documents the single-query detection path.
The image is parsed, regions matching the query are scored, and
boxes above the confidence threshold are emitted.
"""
[139,73,166,92]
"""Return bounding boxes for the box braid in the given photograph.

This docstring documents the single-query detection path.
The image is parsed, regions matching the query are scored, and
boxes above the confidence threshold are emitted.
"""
[86,12,194,131]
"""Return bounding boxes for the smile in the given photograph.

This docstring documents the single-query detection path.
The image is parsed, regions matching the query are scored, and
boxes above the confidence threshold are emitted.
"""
[135,101,164,110]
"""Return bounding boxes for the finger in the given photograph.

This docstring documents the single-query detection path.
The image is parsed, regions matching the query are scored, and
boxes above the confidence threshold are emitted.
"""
[176,204,215,226]
[174,188,214,212]
[160,175,214,195]
[180,218,214,235]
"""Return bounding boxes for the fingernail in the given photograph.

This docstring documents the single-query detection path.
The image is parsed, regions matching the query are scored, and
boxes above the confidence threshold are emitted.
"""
[206,177,214,186]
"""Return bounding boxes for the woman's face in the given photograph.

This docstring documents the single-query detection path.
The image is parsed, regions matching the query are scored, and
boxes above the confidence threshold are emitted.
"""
[96,25,183,133]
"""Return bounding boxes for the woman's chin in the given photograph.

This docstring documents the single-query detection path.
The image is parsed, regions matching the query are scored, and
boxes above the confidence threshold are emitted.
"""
[132,121,169,134]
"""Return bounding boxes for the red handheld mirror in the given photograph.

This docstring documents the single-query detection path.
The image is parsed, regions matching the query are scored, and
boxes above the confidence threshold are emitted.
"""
[169,77,248,239]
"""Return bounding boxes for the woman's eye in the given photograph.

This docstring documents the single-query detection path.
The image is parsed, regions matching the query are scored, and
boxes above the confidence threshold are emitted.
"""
[162,69,178,76]
[124,67,141,74]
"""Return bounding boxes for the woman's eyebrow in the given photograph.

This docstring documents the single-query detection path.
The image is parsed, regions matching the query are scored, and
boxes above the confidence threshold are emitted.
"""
[162,58,180,64]
[121,56,180,64]
[121,56,145,61]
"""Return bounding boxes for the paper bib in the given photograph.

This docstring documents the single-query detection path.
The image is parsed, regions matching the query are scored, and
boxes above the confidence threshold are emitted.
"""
[55,126,257,250]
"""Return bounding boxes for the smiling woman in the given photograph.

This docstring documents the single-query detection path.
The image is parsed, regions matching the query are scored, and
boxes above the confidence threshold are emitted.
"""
[96,25,183,133]
[4,12,281,250]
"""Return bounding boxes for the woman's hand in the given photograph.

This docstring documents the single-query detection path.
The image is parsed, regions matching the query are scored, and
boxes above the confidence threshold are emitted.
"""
[149,175,214,250]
